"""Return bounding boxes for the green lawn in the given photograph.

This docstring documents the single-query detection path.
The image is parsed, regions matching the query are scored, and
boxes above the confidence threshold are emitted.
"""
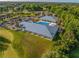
[70,47,79,58]
[0,28,52,58]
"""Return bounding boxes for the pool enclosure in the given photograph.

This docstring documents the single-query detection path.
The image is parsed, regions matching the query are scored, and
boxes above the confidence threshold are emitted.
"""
[19,15,58,40]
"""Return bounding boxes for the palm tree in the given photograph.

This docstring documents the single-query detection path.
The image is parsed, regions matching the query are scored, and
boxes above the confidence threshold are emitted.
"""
[0,36,11,56]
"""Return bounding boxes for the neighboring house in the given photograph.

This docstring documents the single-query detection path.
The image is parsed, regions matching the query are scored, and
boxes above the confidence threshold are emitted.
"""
[40,15,57,23]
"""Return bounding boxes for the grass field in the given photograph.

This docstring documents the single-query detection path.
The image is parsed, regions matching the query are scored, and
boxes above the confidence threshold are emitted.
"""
[0,28,52,58]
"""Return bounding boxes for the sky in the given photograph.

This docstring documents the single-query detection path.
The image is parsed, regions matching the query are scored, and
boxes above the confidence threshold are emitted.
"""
[54,0,79,3]
[0,0,79,3]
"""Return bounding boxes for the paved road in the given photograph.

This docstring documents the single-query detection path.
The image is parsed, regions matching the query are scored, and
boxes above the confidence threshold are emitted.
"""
[0,16,20,27]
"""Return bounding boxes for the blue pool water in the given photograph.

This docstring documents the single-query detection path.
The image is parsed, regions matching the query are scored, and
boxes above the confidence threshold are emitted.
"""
[34,22,49,25]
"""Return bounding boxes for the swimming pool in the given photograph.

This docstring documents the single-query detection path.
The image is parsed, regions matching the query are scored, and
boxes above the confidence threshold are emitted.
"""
[34,22,49,25]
